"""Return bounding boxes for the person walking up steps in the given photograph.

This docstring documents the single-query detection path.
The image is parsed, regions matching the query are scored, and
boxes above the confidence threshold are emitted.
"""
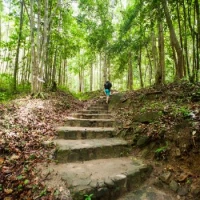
[104,80,112,104]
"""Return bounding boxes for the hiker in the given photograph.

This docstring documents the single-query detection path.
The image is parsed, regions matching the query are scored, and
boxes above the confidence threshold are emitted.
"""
[104,80,112,103]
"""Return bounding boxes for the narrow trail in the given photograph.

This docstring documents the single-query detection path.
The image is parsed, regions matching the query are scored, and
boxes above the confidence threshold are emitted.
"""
[42,97,177,200]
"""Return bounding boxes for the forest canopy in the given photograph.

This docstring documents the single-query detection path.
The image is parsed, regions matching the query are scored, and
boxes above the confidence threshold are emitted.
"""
[0,0,199,94]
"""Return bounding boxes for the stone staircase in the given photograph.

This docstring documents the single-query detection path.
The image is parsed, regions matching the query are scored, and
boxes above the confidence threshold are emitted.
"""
[45,99,152,200]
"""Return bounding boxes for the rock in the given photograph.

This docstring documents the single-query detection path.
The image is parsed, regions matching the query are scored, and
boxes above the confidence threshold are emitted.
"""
[177,173,188,182]
[96,187,109,197]
[132,134,139,145]
[159,171,171,183]
[141,148,150,158]
[191,183,200,195]
[153,179,164,188]
[175,148,181,157]
[169,180,178,192]
[133,111,161,123]
[136,136,150,147]
[177,186,189,196]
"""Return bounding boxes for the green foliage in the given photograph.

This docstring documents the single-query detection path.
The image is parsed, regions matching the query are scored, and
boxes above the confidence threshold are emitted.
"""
[0,73,13,91]
[172,106,191,118]
[39,188,47,197]
[155,142,168,153]
[72,90,102,100]
[140,102,164,114]
[84,194,93,200]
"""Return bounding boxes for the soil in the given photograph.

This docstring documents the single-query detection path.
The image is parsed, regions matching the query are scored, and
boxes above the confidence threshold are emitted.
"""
[109,81,200,200]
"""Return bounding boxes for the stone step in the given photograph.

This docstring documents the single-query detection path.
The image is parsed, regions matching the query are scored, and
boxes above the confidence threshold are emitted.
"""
[118,186,175,200]
[87,106,108,111]
[40,157,152,200]
[54,138,129,162]
[79,110,111,114]
[65,118,115,127]
[72,113,112,119]
[56,126,115,139]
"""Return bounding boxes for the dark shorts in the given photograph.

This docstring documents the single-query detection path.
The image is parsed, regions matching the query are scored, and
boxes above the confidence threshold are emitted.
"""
[104,89,110,96]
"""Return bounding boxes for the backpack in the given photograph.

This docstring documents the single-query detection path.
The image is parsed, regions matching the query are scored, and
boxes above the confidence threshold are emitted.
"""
[105,81,111,89]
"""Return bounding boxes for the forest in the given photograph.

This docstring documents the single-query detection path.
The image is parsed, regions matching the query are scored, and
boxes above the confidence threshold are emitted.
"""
[0,0,199,96]
[0,1,200,200]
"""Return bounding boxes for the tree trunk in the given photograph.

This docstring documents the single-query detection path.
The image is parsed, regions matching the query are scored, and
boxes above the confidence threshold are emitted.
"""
[58,55,62,85]
[156,21,165,85]
[107,57,111,81]
[161,0,184,80]
[90,63,93,91]
[64,59,68,87]
[99,52,102,89]
[79,65,84,92]
[52,48,57,84]
[103,52,107,84]
[146,46,153,86]
[195,0,200,81]
[176,0,186,76]
[183,0,191,80]
[152,31,159,85]
[13,0,24,91]
[30,0,38,94]
[127,52,133,90]
[138,46,143,88]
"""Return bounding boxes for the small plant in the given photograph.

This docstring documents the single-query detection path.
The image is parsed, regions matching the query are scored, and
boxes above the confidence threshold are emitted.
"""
[172,106,191,118]
[84,194,93,200]
[154,142,169,160]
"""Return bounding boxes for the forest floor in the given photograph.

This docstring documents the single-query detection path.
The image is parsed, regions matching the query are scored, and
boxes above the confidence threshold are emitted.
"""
[1,81,200,199]
[0,91,84,200]
[111,81,200,200]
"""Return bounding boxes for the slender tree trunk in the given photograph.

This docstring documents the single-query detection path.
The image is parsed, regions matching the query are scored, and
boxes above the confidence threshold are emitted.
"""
[138,46,143,88]
[79,65,84,92]
[99,53,102,89]
[195,0,200,81]
[0,5,1,60]
[146,46,153,86]
[127,52,133,90]
[187,0,197,82]
[176,0,186,76]
[183,0,191,80]
[156,22,165,85]
[30,0,38,94]
[152,31,159,85]
[58,54,62,85]
[13,0,24,91]
[90,63,93,91]
[52,48,57,84]
[103,52,107,84]
[107,57,111,81]
[39,0,49,89]
[161,0,184,80]
[64,59,68,87]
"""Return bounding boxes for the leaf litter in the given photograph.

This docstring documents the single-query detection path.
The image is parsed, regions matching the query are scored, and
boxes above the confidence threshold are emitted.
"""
[0,91,83,200]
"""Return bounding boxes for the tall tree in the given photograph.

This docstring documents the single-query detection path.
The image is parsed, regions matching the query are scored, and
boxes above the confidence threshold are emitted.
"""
[13,0,24,91]
[161,0,184,80]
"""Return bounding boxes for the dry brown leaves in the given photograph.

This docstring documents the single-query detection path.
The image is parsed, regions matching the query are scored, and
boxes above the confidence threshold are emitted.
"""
[0,92,83,200]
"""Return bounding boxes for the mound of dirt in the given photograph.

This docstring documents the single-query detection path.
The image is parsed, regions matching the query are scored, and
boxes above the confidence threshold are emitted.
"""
[109,81,200,200]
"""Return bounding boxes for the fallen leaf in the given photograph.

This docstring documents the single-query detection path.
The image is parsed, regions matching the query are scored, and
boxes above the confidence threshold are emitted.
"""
[4,188,13,194]
[10,154,20,160]
[4,197,12,200]
[177,173,188,182]
[0,157,4,165]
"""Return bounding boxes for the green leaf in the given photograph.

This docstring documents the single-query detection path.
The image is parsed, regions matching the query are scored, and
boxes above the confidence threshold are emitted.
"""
[24,179,30,185]
[17,175,24,180]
